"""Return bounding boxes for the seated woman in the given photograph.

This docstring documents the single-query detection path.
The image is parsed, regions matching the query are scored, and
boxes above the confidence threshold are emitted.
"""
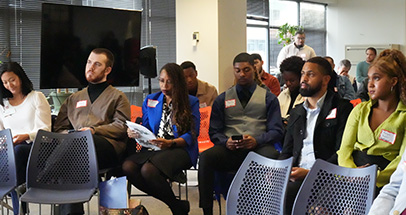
[338,49,406,192]
[277,56,305,123]
[122,63,200,215]
[0,62,51,213]
[0,62,52,185]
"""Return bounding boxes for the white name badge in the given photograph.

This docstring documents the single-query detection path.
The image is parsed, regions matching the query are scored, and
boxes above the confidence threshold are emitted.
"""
[225,99,236,108]
[76,100,87,108]
[3,106,16,117]
[326,108,337,119]
[147,99,159,108]
[401,161,406,172]
[379,129,397,145]
[199,102,208,108]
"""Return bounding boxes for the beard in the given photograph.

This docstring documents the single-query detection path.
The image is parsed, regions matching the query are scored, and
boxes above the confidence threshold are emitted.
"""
[300,82,322,97]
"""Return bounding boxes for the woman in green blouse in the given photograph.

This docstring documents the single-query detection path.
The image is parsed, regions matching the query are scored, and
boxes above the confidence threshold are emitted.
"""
[338,49,406,191]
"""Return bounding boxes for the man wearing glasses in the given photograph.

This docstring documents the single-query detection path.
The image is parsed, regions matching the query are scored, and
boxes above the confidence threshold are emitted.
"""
[277,31,316,67]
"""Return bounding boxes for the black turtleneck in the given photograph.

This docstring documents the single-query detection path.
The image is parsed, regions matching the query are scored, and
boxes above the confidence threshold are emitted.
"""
[88,81,109,103]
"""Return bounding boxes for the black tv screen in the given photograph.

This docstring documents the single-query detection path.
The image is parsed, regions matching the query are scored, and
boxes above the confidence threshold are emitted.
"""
[41,3,141,89]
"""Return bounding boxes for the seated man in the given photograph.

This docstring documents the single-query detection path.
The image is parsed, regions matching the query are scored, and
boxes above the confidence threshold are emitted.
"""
[252,53,281,96]
[180,61,218,107]
[198,53,283,215]
[324,56,355,100]
[54,48,131,215]
[279,57,353,215]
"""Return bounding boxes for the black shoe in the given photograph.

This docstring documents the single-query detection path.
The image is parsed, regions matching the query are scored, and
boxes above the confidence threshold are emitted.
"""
[171,200,190,215]
[203,207,213,215]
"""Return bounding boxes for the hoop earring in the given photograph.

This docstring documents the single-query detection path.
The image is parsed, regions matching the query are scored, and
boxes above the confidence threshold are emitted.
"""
[391,86,394,92]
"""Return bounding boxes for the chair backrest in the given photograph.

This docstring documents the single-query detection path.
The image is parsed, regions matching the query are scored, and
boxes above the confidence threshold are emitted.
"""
[131,105,143,123]
[226,152,293,215]
[197,106,214,153]
[0,129,16,192]
[26,130,98,191]
[292,159,377,215]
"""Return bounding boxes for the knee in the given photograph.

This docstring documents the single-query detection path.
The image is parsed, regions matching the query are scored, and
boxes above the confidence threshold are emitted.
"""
[140,162,160,180]
[199,146,223,167]
[122,160,137,175]
[254,145,279,159]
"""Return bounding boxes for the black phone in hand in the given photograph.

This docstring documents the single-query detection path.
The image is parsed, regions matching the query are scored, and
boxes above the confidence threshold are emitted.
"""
[231,135,243,140]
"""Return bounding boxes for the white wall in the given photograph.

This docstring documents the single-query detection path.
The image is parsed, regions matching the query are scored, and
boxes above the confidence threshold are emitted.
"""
[176,0,246,93]
[326,0,406,74]
[176,0,219,88]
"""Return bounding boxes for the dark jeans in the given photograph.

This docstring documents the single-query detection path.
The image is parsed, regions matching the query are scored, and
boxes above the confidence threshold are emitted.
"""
[60,134,119,215]
[198,144,279,211]
[14,142,32,185]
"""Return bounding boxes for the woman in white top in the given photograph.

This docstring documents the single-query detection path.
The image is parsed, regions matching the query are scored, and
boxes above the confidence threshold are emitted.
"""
[0,62,51,186]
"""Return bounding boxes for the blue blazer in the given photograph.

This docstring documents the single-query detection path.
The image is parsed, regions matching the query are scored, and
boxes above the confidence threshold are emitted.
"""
[142,92,200,167]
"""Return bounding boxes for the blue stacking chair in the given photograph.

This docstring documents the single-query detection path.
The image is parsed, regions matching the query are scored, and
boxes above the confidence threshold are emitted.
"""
[21,130,99,214]
[0,129,18,215]
[292,159,377,215]
[226,152,293,215]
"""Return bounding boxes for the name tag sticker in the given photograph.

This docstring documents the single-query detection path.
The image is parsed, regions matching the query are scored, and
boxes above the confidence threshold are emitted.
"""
[401,161,406,172]
[3,106,16,117]
[76,100,87,108]
[326,108,337,119]
[379,129,397,145]
[199,102,208,108]
[225,99,236,108]
[147,99,159,108]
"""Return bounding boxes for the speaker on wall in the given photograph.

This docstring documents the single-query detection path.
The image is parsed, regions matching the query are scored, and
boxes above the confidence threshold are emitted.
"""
[139,46,157,78]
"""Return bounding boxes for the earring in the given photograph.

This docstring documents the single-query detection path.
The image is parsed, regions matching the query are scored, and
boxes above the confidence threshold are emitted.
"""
[391,86,394,92]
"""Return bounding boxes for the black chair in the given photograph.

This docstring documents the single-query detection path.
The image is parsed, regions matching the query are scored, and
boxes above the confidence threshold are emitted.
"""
[21,130,99,214]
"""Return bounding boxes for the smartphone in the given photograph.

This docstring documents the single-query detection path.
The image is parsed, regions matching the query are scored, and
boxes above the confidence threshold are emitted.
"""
[231,135,243,141]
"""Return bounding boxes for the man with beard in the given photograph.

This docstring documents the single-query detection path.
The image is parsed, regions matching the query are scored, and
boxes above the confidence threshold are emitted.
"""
[279,57,353,215]
[54,48,130,215]
[276,31,316,67]
[180,61,218,107]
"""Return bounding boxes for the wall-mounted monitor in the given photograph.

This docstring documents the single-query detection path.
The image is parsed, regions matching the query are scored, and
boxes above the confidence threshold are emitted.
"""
[41,3,142,89]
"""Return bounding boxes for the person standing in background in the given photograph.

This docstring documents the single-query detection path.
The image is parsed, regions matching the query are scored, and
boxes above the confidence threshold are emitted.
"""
[356,47,377,85]
[276,31,316,67]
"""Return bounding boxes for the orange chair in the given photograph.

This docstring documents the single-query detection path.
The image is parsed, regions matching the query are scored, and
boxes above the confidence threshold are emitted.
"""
[198,106,214,153]
[350,98,362,107]
[130,105,143,123]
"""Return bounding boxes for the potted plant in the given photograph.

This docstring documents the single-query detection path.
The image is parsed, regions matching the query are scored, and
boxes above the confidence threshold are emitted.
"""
[277,23,304,46]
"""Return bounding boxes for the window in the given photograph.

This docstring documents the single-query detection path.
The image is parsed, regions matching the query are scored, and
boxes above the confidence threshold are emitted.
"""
[247,0,327,73]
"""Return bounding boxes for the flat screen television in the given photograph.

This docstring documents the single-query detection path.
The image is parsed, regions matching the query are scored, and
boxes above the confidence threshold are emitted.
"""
[41,3,142,89]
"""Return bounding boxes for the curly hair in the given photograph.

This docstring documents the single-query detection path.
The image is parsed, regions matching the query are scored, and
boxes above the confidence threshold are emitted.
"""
[369,49,406,105]
[279,56,305,78]
[0,62,33,106]
[160,63,194,136]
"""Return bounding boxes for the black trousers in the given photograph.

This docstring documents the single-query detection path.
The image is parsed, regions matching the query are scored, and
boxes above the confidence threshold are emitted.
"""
[60,134,119,215]
[198,144,279,210]
[284,180,304,215]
